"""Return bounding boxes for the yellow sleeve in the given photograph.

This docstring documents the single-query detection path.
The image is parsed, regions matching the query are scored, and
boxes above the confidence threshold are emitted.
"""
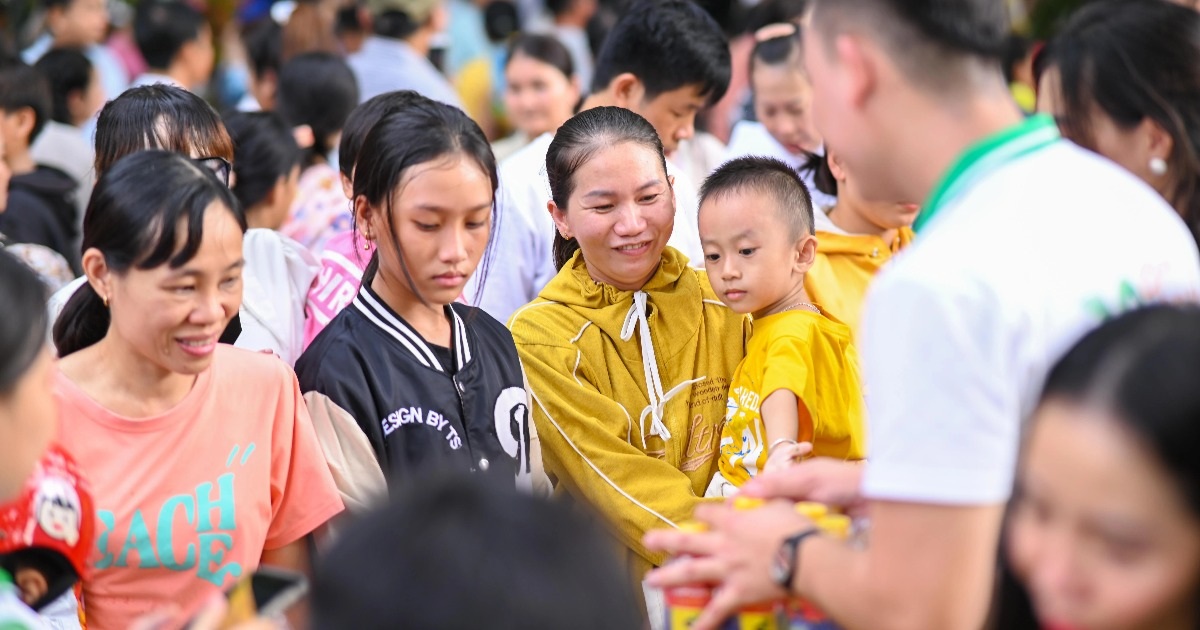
[761,335,865,460]
[519,342,712,567]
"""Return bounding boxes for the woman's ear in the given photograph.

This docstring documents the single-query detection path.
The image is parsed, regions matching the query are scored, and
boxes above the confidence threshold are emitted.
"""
[340,173,353,200]
[81,248,112,302]
[548,200,571,240]
[355,195,377,242]
[1142,117,1175,180]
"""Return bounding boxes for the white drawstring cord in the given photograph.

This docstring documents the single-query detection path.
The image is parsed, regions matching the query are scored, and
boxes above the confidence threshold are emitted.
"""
[621,291,702,449]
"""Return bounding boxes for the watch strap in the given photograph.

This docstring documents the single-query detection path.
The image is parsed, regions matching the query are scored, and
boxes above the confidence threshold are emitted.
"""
[777,527,821,591]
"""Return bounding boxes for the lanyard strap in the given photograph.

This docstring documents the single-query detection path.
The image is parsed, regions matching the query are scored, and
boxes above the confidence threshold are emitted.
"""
[914,114,1061,234]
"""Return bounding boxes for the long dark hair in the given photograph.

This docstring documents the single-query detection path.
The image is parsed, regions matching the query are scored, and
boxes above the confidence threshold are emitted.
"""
[545,106,667,270]
[225,111,302,212]
[1040,305,1200,516]
[1037,0,1200,243]
[94,85,234,176]
[352,99,498,304]
[277,52,359,167]
[0,250,49,393]
[53,151,246,356]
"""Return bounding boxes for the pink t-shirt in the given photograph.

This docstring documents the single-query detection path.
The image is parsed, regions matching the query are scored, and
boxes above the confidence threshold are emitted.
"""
[304,229,374,349]
[54,346,344,629]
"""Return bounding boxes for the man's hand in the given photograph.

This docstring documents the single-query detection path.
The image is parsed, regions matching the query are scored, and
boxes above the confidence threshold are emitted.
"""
[743,458,866,514]
[644,501,814,630]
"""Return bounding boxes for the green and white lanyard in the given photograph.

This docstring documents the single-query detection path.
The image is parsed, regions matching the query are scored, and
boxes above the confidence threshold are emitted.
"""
[914,114,1061,234]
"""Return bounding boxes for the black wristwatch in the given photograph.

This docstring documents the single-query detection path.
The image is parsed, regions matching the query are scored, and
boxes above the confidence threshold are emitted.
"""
[771,528,821,591]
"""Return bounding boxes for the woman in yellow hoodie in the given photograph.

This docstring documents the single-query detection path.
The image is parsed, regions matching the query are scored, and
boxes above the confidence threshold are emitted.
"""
[802,147,921,337]
[508,107,746,584]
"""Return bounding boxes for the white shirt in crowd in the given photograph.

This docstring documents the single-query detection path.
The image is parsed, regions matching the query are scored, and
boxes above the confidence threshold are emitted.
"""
[467,131,705,324]
[860,117,1200,506]
[348,36,463,107]
[724,120,837,209]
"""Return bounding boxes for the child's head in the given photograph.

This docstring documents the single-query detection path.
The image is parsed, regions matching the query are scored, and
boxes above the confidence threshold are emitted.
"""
[0,444,95,611]
[225,111,302,230]
[34,48,104,128]
[1009,305,1200,630]
[352,99,497,307]
[42,0,109,48]
[504,34,578,141]
[0,250,53,503]
[312,473,642,630]
[276,52,359,167]
[590,0,730,152]
[0,62,52,163]
[750,24,822,157]
[803,146,919,227]
[367,0,448,42]
[134,0,214,87]
[338,90,426,198]
[241,19,283,112]
[94,84,233,177]
[698,156,816,317]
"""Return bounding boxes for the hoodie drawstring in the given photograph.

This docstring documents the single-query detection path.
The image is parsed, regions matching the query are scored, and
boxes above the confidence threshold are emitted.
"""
[621,291,702,449]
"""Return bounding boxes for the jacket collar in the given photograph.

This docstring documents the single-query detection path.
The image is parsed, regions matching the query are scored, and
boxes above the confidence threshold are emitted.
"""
[353,282,471,373]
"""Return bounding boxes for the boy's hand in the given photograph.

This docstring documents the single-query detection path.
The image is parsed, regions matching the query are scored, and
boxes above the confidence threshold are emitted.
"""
[763,441,812,473]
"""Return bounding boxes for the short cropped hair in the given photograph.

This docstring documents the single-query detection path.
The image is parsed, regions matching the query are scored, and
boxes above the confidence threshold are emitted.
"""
[591,0,731,103]
[312,474,643,630]
[700,156,814,239]
[810,0,1009,93]
[0,62,52,144]
[134,0,207,70]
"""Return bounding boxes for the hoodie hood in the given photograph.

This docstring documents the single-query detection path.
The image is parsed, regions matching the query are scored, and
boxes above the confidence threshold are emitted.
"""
[10,166,78,239]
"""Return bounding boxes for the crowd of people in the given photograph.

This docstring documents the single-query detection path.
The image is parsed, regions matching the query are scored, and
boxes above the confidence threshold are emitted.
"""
[1,0,1200,628]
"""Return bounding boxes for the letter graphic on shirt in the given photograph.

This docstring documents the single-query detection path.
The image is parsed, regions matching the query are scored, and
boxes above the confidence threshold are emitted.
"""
[197,532,242,586]
[116,510,160,568]
[157,494,198,570]
[94,510,117,569]
[195,473,236,532]
[426,410,442,427]
[493,387,530,474]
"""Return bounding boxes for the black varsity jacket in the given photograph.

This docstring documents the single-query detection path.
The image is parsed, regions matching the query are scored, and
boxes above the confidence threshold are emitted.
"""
[295,282,534,484]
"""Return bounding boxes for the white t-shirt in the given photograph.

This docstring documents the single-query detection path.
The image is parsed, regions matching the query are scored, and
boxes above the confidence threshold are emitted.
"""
[724,120,837,209]
[861,120,1200,506]
[469,131,704,324]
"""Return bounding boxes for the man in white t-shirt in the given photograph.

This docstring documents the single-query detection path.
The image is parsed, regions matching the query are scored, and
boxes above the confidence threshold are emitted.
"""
[642,0,1200,628]
[466,0,730,324]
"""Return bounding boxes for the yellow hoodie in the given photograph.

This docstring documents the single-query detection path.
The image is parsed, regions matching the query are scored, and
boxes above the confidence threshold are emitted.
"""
[805,224,915,338]
[509,247,747,579]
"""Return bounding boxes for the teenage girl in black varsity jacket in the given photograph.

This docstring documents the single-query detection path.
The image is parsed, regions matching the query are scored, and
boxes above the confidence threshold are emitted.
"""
[295,96,543,506]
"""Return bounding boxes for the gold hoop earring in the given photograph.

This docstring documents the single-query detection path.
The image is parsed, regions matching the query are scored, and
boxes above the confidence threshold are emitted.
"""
[102,294,109,307]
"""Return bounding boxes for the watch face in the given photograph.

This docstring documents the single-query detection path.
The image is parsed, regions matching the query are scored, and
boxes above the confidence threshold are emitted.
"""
[771,539,794,588]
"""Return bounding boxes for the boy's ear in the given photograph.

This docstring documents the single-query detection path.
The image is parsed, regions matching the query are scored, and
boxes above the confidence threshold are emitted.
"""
[609,73,643,109]
[794,233,818,274]
[11,107,36,144]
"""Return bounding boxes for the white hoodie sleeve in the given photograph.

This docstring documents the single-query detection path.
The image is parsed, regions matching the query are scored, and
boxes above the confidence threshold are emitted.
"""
[239,229,321,365]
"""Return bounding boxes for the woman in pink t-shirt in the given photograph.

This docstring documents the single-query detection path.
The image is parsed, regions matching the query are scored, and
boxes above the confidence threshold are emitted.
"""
[52,151,344,629]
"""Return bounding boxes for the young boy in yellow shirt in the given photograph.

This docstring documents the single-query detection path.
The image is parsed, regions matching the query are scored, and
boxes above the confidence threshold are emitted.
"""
[698,156,866,497]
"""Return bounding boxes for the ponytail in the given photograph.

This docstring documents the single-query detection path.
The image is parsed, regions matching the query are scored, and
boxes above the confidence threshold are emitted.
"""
[801,150,838,199]
[553,233,581,271]
[53,282,110,357]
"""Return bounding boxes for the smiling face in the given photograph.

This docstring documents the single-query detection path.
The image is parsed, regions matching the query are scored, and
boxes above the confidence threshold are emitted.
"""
[1008,400,1200,630]
[550,141,674,291]
[363,153,493,306]
[504,53,579,139]
[94,204,245,376]
[699,187,814,318]
[752,62,822,156]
